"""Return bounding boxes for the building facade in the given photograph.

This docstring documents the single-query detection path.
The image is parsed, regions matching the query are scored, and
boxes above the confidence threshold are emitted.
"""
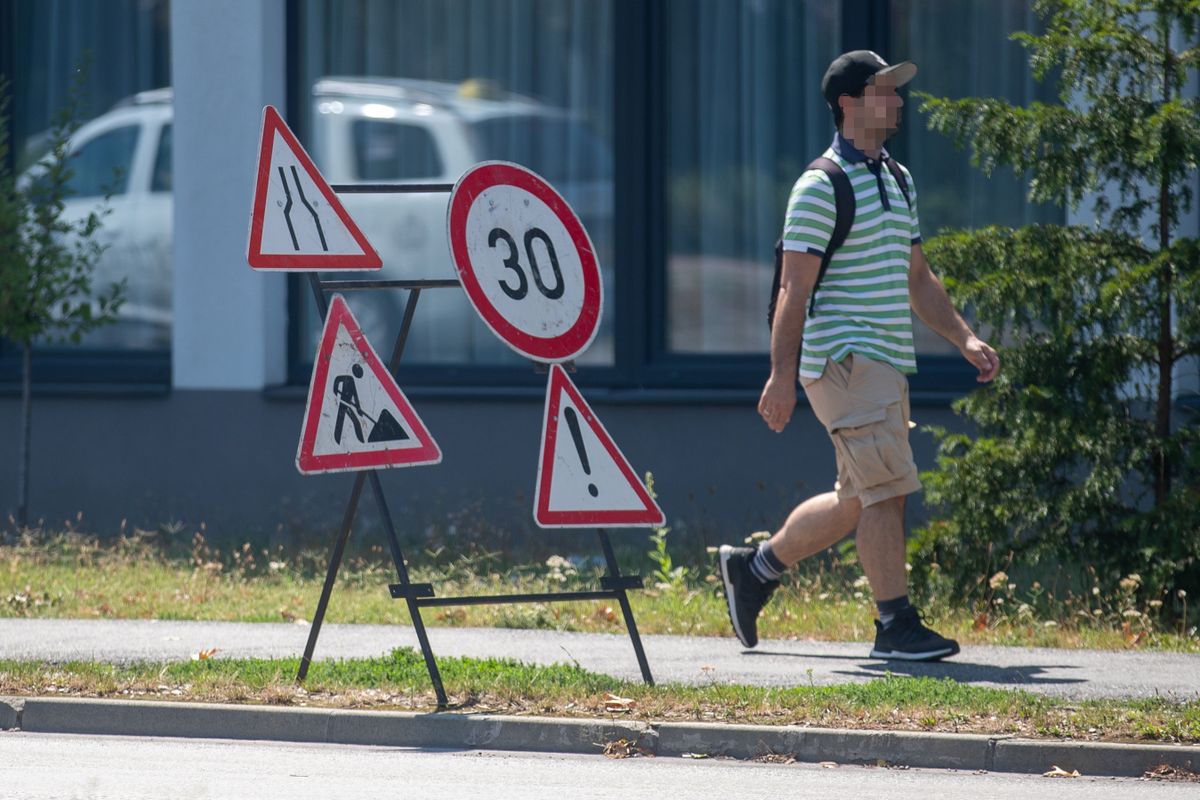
[1,1,1195,552]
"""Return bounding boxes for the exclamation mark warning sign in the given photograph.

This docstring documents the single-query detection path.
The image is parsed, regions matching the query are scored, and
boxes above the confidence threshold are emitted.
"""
[534,364,665,528]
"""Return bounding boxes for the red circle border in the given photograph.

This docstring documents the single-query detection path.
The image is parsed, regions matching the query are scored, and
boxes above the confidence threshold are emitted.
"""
[448,162,602,362]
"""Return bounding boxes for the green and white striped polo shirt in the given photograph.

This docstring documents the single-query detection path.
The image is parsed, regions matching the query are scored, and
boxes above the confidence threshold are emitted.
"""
[781,134,922,382]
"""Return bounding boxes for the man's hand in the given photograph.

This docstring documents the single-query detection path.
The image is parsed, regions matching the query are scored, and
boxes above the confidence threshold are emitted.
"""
[758,375,797,432]
[961,335,1000,383]
[761,250,819,432]
[909,245,1000,384]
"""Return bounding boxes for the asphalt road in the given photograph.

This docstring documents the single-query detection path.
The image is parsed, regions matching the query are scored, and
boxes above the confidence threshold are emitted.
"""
[2,732,1194,800]
[1,619,1197,701]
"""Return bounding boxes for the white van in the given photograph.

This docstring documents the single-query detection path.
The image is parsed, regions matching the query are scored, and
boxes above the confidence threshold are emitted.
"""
[20,79,613,362]
[306,77,613,364]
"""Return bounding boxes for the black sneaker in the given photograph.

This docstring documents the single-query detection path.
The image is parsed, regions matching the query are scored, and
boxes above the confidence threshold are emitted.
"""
[718,545,779,648]
[870,606,960,661]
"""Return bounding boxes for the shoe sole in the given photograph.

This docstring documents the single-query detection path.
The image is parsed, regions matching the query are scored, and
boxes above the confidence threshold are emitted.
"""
[718,545,754,649]
[868,644,960,662]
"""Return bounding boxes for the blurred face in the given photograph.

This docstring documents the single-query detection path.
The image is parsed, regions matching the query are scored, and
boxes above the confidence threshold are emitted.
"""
[840,73,904,144]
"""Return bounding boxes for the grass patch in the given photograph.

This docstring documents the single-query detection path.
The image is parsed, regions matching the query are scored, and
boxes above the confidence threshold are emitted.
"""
[3,648,1199,744]
[3,528,1198,652]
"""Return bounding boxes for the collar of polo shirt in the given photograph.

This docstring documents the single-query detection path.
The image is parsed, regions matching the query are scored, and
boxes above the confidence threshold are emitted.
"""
[832,131,890,166]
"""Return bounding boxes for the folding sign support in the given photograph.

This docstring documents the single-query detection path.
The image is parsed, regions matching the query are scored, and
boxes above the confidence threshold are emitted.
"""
[295,182,653,706]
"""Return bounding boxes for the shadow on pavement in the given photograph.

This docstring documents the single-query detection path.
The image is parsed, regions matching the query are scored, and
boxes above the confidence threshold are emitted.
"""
[834,660,1086,686]
[740,648,1086,686]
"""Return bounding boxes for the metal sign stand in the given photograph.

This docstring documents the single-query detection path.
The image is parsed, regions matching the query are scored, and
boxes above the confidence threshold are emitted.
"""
[295,182,653,707]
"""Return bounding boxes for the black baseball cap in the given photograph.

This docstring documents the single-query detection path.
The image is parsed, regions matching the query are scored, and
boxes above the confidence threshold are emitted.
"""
[821,50,917,110]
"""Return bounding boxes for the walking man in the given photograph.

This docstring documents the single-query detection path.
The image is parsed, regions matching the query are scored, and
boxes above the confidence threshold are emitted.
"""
[719,51,999,661]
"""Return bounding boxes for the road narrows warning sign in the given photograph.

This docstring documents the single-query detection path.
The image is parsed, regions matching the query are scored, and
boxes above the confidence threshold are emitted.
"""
[534,364,665,528]
[247,106,382,271]
[297,295,440,474]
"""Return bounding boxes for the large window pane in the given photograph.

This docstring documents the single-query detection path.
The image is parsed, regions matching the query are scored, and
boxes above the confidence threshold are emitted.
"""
[4,0,172,355]
[665,0,841,354]
[891,0,1064,355]
[294,1,615,367]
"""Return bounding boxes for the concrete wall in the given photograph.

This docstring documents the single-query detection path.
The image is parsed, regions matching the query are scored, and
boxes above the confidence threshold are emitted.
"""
[0,390,960,557]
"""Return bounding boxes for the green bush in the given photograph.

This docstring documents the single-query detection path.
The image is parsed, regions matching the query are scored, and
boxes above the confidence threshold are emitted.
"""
[910,1,1200,615]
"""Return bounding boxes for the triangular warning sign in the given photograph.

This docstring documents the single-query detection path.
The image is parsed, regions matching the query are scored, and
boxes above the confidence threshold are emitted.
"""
[247,105,382,271]
[296,295,440,474]
[534,364,665,528]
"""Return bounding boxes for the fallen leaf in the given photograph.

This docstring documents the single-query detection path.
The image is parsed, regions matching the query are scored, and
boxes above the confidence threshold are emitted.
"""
[819,761,838,769]
[1142,763,1200,782]
[1118,623,1147,647]
[753,753,796,764]
[599,738,652,759]
[191,647,220,661]
[604,693,635,712]
[1043,765,1082,778]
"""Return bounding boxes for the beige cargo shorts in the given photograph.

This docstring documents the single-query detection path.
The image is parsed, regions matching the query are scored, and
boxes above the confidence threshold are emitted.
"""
[801,353,921,508]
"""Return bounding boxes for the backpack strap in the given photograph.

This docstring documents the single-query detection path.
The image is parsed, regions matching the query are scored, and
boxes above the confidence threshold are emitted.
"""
[806,157,855,317]
[769,158,856,331]
[884,157,912,209]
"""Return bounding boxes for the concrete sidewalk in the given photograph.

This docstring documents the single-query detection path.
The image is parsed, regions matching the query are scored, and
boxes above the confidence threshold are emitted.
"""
[1,618,1198,701]
[2,619,1198,779]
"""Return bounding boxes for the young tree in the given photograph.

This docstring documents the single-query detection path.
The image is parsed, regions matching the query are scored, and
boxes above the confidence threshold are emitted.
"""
[911,1,1200,609]
[0,74,125,528]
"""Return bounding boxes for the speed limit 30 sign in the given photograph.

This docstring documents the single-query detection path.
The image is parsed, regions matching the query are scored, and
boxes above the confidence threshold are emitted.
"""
[447,162,603,363]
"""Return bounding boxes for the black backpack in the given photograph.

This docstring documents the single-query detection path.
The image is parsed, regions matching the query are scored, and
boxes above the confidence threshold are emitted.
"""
[768,156,912,330]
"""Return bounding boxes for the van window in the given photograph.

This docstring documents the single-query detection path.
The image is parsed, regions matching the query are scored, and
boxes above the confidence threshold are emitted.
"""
[470,116,611,183]
[151,123,172,193]
[352,120,443,180]
[66,125,139,198]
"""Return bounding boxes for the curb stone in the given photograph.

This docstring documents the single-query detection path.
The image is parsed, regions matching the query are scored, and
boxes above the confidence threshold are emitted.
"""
[12,697,653,756]
[5,696,1199,778]
[993,738,1197,778]
[0,698,20,730]
[656,722,994,770]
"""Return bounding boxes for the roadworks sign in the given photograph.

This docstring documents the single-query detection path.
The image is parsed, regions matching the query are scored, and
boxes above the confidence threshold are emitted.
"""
[297,294,440,474]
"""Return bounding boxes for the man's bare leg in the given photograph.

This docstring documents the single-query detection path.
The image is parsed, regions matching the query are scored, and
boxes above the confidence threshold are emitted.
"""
[854,494,908,602]
[856,493,959,660]
[767,491,862,566]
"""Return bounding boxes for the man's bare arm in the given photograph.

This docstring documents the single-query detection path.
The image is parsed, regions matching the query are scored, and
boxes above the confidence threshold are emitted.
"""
[908,243,999,383]
[760,250,821,431]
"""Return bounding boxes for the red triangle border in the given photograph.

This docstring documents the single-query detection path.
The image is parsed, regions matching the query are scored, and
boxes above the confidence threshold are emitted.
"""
[296,295,440,474]
[247,106,382,271]
[534,364,665,528]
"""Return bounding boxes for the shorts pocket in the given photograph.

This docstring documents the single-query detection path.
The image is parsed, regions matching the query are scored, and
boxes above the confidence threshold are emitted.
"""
[831,423,902,492]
